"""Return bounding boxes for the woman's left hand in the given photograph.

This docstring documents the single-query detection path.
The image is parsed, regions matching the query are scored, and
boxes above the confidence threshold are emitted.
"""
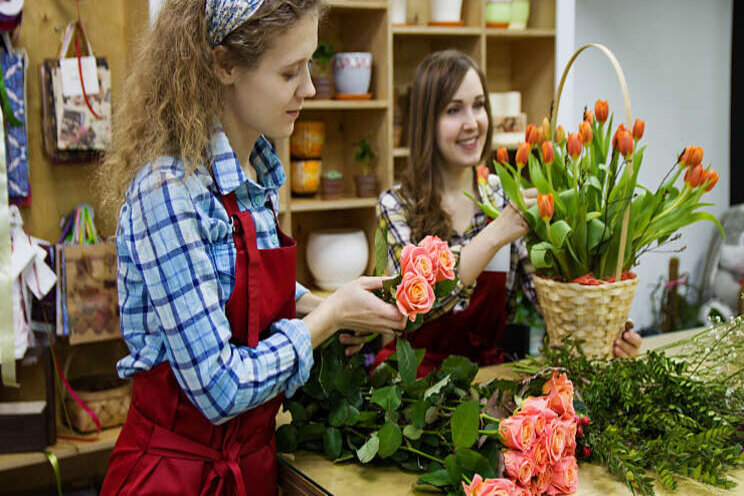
[613,320,642,358]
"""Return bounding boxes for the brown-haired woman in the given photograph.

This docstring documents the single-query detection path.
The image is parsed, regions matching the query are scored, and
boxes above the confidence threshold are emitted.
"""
[373,50,641,377]
[100,1,405,494]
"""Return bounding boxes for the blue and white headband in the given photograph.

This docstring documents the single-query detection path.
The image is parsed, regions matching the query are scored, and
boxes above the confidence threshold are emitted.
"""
[205,0,265,48]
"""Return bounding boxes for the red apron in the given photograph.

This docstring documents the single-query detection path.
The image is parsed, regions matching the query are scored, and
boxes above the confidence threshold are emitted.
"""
[373,271,507,378]
[102,192,297,495]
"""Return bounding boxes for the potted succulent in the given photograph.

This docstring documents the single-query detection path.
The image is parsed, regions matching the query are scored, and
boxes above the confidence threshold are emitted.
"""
[471,44,723,358]
[311,41,335,99]
[320,169,344,199]
[353,139,377,198]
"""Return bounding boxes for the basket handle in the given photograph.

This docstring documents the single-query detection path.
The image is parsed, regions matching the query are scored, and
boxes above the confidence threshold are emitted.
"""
[550,43,634,282]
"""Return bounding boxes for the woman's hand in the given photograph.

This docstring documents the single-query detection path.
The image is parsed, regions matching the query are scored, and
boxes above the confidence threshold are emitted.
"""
[329,276,407,334]
[338,331,377,356]
[488,188,538,248]
[613,320,643,358]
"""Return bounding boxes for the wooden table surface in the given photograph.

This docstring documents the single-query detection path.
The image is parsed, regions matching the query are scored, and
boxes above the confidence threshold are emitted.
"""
[280,328,744,495]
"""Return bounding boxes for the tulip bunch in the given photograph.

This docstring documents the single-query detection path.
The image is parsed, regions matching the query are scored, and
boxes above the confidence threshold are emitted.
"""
[474,100,723,282]
[463,371,580,496]
[376,233,457,330]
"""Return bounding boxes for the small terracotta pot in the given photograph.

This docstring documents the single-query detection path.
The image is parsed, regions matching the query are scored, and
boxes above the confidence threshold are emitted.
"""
[310,74,334,100]
[291,121,325,158]
[354,174,377,198]
[291,159,321,195]
[321,177,344,199]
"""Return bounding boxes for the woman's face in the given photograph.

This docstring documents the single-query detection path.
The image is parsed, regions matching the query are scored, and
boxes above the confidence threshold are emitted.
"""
[435,68,489,170]
[224,11,318,139]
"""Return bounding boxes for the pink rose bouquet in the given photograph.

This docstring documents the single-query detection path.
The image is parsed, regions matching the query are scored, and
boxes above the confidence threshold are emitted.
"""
[469,371,581,496]
[375,230,458,331]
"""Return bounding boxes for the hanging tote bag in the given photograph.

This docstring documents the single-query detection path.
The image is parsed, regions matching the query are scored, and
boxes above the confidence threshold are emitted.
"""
[1,32,30,204]
[41,21,111,163]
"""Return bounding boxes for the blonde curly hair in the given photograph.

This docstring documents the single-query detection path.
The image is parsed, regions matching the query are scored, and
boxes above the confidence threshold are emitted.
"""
[97,0,322,217]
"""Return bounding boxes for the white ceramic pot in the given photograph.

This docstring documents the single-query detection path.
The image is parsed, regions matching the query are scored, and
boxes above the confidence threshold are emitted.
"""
[306,228,369,290]
[333,52,373,95]
[429,0,463,23]
[392,0,407,25]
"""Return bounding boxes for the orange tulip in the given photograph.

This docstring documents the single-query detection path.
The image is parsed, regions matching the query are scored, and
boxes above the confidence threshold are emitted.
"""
[612,124,627,150]
[567,133,582,159]
[555,125,566,145]
[579,121,593,146]
[536,125,546,145]
[704,169,719,192]
[516,142,531,168]
[476,164,490,185]
[685,163,705,188]
[496,146,509,165]
[538,193,554,222]
[594,100,609,123]
[525,124,537,146]
[542,117,551,140]
[632,119,645,141]
[583,109,594,125]
[542,141,555,166]
[617,130,634,158]
[680,146,703,167]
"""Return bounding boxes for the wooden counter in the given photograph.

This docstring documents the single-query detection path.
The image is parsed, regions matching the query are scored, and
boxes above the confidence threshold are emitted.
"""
[280,329,744,495]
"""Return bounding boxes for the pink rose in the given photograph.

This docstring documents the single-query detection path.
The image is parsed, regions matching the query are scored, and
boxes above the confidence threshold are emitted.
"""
[549,456,578,494]
[519,399,558,437]
[512,486,531,496]
[519,396,550,415]
[400,244,436,284]
[395,271,435,322]
[543,419,567,464]
[532,464,552,496]
[529,435,550,472]
[462,475,520,496]
[499,415,536,452]
[504,450,534,487]
[561,418,577,458]
[418,235,456,282]
[542,371,574,398]
[543,372,575,417]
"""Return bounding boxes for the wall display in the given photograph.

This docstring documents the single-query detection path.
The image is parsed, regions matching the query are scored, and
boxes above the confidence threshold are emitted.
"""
[1,32,29,204]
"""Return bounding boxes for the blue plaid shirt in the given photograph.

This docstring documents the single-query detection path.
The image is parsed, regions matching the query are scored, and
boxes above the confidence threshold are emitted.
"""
[116,128,313,424]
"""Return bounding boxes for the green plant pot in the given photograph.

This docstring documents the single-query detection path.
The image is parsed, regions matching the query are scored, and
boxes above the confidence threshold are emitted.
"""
[486,1,511,28]
[509,0,529,30]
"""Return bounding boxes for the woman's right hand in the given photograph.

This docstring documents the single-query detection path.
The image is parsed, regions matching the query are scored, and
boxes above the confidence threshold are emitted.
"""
[304,276,406,347]
[489,188,538,246]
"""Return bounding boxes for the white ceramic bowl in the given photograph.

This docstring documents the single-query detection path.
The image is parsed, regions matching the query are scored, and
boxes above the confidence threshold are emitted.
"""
[306,228,369,290]
[430,0,463,22]
[333,52,372,95]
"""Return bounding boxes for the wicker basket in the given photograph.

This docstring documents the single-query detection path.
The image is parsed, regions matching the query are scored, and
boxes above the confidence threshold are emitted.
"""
[534,276,638,358]
[63,352,132,433]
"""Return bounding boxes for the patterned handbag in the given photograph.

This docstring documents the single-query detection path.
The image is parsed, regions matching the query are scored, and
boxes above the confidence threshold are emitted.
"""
[1,32,29,204]
[41,21,111,163]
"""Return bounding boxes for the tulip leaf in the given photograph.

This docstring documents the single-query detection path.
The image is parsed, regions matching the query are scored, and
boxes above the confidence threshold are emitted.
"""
[375,226,389,276]
[397,338,417,388]
[356,434,380,463]
[451,400,480,448]
[586,211,602,222]
[550,220,573,249]
[530,241,557,270]
[528,153,550,193]
[378,421,402,458]
[587,218,612,253]
[464,191,500,219]
[494,160,525,212]
[323,427,343,459]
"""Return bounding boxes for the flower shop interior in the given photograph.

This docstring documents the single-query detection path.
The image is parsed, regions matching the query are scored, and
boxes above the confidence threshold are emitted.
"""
[1,0,742,495]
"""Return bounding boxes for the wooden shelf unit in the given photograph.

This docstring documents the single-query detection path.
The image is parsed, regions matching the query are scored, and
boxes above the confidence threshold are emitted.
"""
[281,0,556,289]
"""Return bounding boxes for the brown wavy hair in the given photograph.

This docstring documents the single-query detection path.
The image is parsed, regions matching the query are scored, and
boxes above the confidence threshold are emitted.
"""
[399,49,493,242]
[97,0,323,217]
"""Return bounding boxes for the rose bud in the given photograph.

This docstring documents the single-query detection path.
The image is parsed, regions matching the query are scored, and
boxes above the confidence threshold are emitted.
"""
[595,99,609,123]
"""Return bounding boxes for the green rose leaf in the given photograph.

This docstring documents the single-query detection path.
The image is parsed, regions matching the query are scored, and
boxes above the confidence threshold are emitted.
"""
[323,427,343,459]
[397,338,417,387]
[451,400,480,448]
[434,277,457,299]
[356,434,380,464]
[276,424,298,453]
[378,421,403,458]
[424,375,451,401]
[403,424,424,440]
[298,423,325,443]
[405,400,428,429]
[417,469,451,488]
[371,385,402,413]
[403,313,425,333]
[370,362,395,388]
[329,398,351,427]
[440,356,478,387]
[454,447,497,479]
[285,401,307,425]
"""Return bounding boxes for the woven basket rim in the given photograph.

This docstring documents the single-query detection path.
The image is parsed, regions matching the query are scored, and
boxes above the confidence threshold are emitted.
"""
[533,274,639,291]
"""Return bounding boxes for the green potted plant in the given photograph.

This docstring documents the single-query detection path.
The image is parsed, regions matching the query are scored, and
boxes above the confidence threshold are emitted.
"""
[353,139,377,198]
[311,41,335,99]
[320,169,343,199]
